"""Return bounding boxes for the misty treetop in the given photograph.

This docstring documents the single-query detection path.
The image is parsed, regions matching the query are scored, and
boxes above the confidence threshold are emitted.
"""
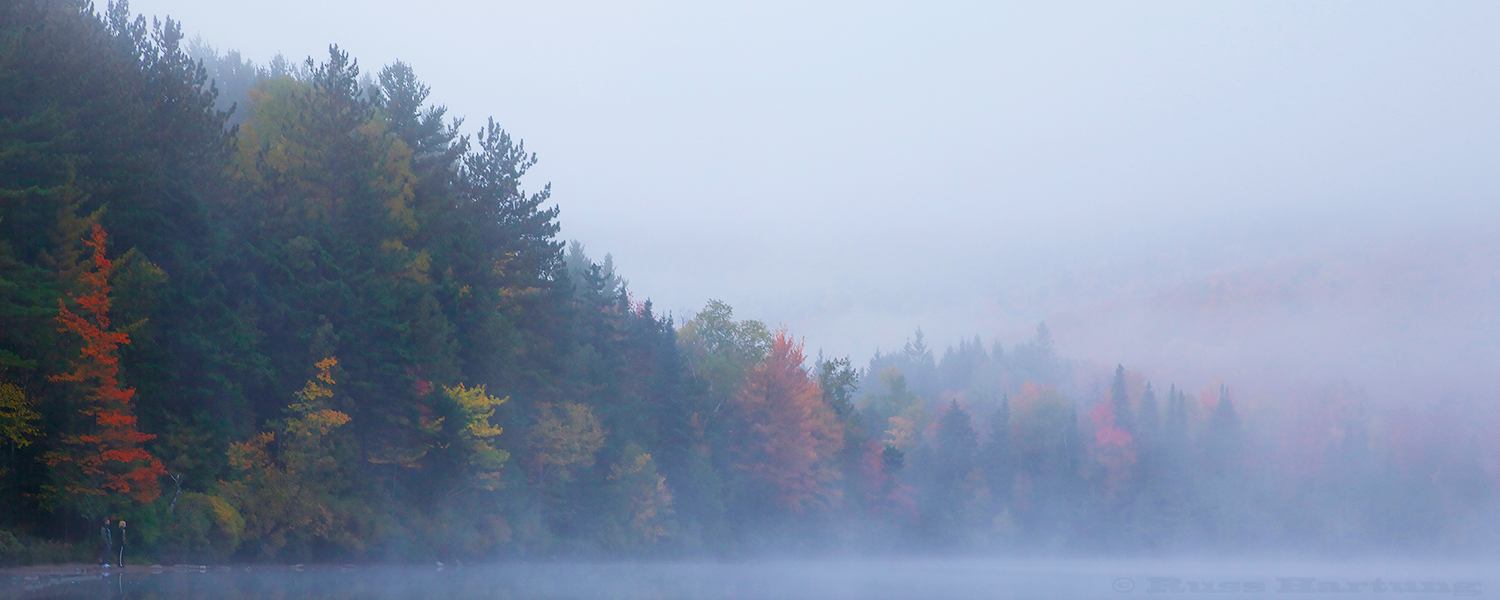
[2,0,1497,564]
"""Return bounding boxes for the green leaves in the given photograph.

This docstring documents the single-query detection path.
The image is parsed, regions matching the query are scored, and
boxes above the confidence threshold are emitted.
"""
[678,299,772,406]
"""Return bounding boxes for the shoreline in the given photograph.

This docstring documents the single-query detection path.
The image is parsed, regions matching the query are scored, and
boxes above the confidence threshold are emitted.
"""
[1,563,319,578]
[2,564,104,578]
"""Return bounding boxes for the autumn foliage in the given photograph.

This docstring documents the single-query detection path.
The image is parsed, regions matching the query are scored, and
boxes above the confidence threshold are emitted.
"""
[46,224,166,504]
[8,5,1500,559]
[221,357,355,557]
[731,329,843,514]
[524,401,605,488]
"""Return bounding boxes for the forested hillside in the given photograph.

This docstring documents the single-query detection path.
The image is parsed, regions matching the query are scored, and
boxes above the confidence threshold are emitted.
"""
[2,0,1496,564]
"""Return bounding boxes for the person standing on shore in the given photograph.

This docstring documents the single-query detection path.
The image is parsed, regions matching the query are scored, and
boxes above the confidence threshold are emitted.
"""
[117,520,126,567]
[99,518,112,567]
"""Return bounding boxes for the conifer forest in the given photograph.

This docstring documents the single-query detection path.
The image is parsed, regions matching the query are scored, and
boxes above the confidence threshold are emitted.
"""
[2,0,1498,565]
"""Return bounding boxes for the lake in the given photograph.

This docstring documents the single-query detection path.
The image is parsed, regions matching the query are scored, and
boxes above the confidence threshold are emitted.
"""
[2,558,1491,599]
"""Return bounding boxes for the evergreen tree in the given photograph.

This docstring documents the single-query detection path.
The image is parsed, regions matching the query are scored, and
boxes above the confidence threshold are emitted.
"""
[1133,382,1163,547]
[934,400,978,482]
[1195,385,1248,547]
[1138,382,1159,444]
[1202,384,1242,477]
[980,395,1014,506]
[1164,385,1188,450]
[1010,322,1059,384]
[817,356,869,511]
[1109,364,1135,435]
[923,400,978,546]
[938,335,986,394]
[863,329,940,401]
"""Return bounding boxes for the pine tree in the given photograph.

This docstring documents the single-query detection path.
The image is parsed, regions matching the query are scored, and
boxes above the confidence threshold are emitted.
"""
[981,395,1014,504]
[1202,385,1243,476]
[935,400,978,483]
[818,355,870,512]
[1163,385,1188,451]
[1138,382,1159,444]
[1110,364,1135,435]
[938,335,987,393]
[924,400,979,544]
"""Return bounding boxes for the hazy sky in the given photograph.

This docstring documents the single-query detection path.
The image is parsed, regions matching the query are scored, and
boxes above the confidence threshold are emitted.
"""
[126,0,1500,393]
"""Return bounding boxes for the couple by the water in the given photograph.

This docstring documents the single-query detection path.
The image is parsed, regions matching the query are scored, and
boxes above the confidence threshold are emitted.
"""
[98,517,128,567]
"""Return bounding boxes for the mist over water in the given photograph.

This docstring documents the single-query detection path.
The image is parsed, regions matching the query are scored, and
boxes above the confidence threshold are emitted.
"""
[6,0,1500,589]
[4,560,1492,600]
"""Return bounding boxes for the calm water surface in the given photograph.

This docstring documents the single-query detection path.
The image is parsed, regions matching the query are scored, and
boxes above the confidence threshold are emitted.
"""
[3,559,1492,599]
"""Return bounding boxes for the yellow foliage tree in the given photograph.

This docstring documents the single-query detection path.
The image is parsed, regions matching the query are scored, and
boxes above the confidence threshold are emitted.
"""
[0,382,39,448]
[609,447,674,547]
[440,383,509,491]
[524,402,605,489]
[220,357,355,558]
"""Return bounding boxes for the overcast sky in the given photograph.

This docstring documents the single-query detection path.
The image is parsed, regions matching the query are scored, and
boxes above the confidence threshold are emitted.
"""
[127,0,1500,396]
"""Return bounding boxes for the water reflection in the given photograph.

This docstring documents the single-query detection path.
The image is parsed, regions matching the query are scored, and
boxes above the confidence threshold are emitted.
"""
[2,560,1491,600]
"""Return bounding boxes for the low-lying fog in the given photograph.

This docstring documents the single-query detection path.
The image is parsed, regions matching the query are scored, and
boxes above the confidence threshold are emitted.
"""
[124,0,1500,418]
[1040,222,1500,404]
[133,0,1500,390]
[24,0,1500,581]
[6,559,1492,599]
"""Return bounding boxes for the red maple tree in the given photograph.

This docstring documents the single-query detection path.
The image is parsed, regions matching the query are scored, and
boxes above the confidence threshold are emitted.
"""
[46,224,165,504]
[731,329,843,513]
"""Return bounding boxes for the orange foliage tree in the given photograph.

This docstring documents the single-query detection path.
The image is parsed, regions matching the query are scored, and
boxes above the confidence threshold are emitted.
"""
[730,329,842,514]
[220,357,355,558]
[45,224,166,508]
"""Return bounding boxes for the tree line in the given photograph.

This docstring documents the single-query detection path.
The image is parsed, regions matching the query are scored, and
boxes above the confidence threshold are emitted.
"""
[2,0,1495,563]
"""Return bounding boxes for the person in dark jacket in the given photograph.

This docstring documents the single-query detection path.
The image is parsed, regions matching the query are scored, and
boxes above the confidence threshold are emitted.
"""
[99,518,113,567]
